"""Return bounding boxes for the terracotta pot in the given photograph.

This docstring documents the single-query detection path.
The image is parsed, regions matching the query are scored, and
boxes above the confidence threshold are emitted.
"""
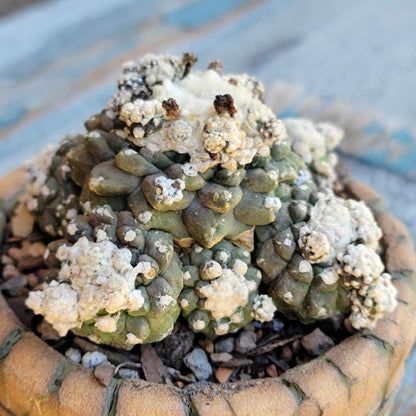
[0,176,415,416]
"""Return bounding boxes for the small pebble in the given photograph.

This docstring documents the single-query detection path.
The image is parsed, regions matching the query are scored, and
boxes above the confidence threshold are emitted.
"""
[244,323,255,332]
[215,367,234,383]
[266,364,278,378]
[7,248,22,262]
[281,345,293,362]
[1,255,14,265]
[301,328,335,356]
[65,348,82,363]
[2,264,19,279]
[27,273,38,288]
[214,337,235,353]
[235,331,257,354]
[94,363,115,386]
[239,372,252,381]
[292,339,301,355]
[118,368,140,379]
[82,351,107,368]
[184,348,212,381]
[37,320,60,341]
[0,274,28,296]
[210,352,233,363]
[199,339,214,354]
[28,242,47,258]
[11,203,35,238]
[318,313,345,335]
[344,318,355,334]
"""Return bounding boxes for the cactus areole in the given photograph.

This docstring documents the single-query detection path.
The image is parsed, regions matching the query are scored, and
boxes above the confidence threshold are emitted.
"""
[22,53,397,349]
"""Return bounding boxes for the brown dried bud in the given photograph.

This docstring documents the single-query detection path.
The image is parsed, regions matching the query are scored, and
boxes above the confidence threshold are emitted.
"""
[208,60,224,74]
[162,98,181,119]
[208,152,221,161]
[181,52,198,79]
[213,94,237,117]
[228,78,238,86]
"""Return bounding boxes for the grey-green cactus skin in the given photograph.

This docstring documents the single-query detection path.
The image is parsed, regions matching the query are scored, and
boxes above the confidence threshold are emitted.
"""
[26,135,83,237]
[45,205,183,348]
[25,52,306,252]
[255,180,351,324]
[178,240,262,337]
[28,123,305,251]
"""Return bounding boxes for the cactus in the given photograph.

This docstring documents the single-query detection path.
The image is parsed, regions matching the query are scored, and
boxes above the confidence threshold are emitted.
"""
[26,206,183,348]
[282,118,343,188]
[178,240,275,337]
[256,188,396,327]
[22,53,397,347]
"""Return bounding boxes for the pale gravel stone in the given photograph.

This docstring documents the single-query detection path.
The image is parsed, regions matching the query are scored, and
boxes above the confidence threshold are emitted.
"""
[82,351,107,368]
[118,368,140,379]
[184,348,212,381]
[65,347,82,363]
[235,330,257,354]
[301,328,334,356]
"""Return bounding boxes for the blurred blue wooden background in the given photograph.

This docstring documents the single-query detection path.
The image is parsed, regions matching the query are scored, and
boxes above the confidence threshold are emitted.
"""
[0,1,415,413]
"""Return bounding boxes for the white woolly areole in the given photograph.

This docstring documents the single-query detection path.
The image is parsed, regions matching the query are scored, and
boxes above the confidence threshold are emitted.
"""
[138,211,153,224]
[25,144,57,198]
[284,118,343,185]
[299,192,351,263]
[199,269,253,320]
[24,144,59,215]
[95,314,119,333]
[126,333,143,345]
[318,268,339,285]
[264,197,282,211]
[181,163,198,177]
[154,176,185,205]
[344,199,382,250]
[215,323,230,335]
[26,232,151,336]
[298,190,381,264]
[113,55,287,172]
[251,294,277,322]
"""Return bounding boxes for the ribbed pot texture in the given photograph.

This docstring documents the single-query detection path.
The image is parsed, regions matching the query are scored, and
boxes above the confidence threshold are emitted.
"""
[0,177,415,416]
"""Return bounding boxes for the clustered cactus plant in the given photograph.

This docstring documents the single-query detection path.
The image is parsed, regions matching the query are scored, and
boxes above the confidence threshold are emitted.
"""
[22,53,397,349]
